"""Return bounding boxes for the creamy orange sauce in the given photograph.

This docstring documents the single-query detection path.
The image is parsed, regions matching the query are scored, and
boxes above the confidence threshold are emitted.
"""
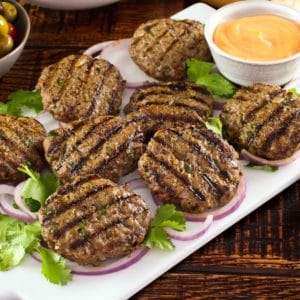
[213,15,300,61]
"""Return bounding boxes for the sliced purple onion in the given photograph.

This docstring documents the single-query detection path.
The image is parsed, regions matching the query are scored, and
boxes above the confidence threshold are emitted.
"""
[84,40,114,57]
[127,178,147,190]
[183,176,246,222]
[241,149,300,167]
[32,247,149,276]
[213,100,226,110]
[0,184,15,195]
[14,181,38,220]
[35,111,60,132]
[0,194,35,223]
[167,215,213,241]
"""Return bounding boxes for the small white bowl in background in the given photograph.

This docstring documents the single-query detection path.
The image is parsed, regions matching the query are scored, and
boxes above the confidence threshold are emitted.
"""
[204,0,300,86]
[24,0,120,10]
[0,0,30,78]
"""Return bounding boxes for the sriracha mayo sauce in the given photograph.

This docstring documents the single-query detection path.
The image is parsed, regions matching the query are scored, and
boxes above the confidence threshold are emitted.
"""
[213,15,300,61]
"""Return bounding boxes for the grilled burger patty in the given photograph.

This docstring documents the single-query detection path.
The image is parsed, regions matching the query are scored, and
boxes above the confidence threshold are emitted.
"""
[36,54,125,122]
[0,115,46,183]
[129,18,211,81]
[39,175,150,265]
[220,83,300,160]
[125,104,205,140]
[44,115,144,182]
[138,126,241,213]
[124,81,213,118]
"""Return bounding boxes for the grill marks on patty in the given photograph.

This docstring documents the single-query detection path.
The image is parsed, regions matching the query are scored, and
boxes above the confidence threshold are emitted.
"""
[44,116,145,182]
[124,81,212,118]
[138,126,241,213]
[39,175,150,265]
[220,83,300,160]
[36,54,125,122]
[0,116,46,183]
[130,18,211,81]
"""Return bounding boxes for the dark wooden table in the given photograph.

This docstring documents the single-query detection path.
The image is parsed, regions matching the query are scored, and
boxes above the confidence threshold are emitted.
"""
[1,1,299,298]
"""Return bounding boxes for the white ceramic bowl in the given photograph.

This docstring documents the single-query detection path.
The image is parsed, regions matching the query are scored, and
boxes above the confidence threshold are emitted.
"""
[204,0,300,86]
[0,0,30,78]
[25,0,120,10]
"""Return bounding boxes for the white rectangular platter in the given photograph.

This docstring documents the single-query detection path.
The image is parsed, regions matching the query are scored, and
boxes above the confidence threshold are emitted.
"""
[0,3,299,300]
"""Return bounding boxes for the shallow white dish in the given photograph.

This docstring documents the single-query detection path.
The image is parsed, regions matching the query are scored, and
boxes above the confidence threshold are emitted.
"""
[24,0,119,10]
[0,3,299,300]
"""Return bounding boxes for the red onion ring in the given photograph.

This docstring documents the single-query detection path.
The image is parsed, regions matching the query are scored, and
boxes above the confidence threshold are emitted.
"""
[241,149,300,167]
[35,111,60,132]
[184,176,246,222]
[152,177,246,222]
[0,194,35,223]
[14,181,38,220]
[213,100,226,110]
[127,178,147,190]
[0,184,15,195]
[166,215,213,241]
[84,41,114,57]
[31,247,149,276]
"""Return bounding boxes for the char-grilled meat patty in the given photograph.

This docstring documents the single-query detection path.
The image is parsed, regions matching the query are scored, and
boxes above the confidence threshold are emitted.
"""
[124,81,213,118]
[129,18,211,81]
[44,116,144,182]
[125,104,205,140]
[220,83,300,160]
[36,55,125,123]
[39,175,150,265]
[0,115,46,183]
[138,126,241,213]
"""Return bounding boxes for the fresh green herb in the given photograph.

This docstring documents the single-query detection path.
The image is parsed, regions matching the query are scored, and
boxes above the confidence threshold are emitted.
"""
[288,87,300,97]
[204,117,223,137]
[187,59,236,98]
[0,215,41,271]
[0,90,43,117]
[18,166,60,212]
[245,163,278,172]
[106,146,113,154]
[184,163,192,174]
[56,77,64,87]
[38,247,72,286]
[144,204,186,250]
[0,214,72,285]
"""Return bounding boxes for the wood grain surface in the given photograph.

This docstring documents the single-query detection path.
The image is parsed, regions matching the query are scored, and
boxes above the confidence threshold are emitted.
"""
[1,1,299,298]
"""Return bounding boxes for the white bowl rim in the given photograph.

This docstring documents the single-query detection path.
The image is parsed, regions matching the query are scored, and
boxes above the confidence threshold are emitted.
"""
[0,0,31,63]
[204,0,300,66]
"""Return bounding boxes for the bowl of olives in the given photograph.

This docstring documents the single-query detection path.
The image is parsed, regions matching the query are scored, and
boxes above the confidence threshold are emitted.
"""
[0,0,30,78]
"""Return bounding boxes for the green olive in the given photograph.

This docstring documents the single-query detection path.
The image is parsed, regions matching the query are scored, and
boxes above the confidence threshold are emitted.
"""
[0,15,9,35]
[0,33,13,57]
[2,2,17,23]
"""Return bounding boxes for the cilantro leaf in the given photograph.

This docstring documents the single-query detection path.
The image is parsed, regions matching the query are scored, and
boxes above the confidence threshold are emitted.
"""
[197,73,236,98]
[0,244,25,271]
[186,59,214,81]
[187,59,236,98]
[144,204,186,250]
[245,163,278,172]
[288,87,300,97]
[204,117,223,137]
[18,166,60,212]
[144,227,174,250]
[0,90,43,117]
[38,247,72,286]
[0,215,41,271]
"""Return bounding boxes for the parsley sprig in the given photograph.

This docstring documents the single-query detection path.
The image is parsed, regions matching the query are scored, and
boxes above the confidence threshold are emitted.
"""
[187,59,236,98]
[0,214,72,285]
[144,204,186,250]
[18,166,60,212]
[0,89,43,116]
